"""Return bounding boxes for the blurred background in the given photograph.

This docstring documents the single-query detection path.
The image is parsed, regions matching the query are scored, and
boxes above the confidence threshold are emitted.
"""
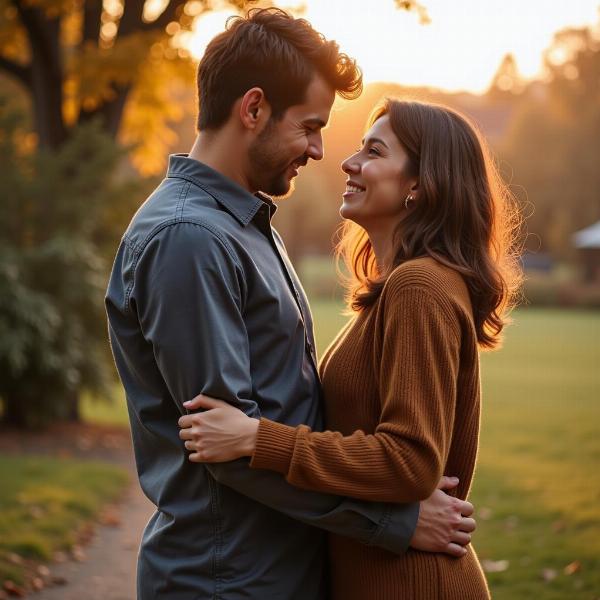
[0,1,598,598]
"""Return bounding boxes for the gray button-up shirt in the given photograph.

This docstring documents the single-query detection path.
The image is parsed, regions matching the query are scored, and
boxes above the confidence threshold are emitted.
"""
[106,155,419,600]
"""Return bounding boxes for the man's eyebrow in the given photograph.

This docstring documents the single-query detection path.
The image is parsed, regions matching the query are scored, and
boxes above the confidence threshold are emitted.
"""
[361,136,389,148]
[302,118,327,128]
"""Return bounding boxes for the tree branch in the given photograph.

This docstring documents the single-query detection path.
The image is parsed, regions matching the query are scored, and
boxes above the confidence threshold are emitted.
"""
[82,0,103,46]
[118,0,145,38]
[0,55,31,88]
[12,0,50,50]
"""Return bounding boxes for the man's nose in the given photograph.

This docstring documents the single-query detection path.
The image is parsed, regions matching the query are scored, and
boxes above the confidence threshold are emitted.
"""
[307,135,324,161]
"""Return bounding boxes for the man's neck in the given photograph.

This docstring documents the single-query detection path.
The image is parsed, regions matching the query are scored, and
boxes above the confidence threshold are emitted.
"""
[188,131,255,193]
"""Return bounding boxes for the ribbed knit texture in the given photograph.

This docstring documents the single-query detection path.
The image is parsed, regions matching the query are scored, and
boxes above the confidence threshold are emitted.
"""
[251,257,490,599]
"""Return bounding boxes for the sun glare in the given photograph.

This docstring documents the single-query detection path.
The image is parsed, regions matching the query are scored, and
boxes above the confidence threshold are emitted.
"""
[186,0,600,94]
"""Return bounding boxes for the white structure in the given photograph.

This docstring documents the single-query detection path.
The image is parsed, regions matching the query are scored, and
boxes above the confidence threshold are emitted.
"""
[573,220,600,249]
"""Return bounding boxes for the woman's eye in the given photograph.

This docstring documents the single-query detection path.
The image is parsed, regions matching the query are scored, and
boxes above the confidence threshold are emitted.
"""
[368,147,381,156]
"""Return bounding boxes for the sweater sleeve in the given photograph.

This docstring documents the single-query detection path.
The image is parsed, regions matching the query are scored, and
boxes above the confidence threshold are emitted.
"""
[250,278,461,503]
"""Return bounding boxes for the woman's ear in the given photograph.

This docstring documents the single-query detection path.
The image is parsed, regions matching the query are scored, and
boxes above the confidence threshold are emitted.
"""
[239,87,270,130]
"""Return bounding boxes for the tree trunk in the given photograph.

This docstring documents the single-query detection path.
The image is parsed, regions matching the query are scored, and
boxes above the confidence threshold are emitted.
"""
[15,2,67,148]
[1,394,31,428]
[65,389,81,422]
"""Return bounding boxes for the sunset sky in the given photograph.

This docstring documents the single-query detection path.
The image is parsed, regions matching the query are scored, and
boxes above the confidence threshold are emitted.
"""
[184,0,600,93]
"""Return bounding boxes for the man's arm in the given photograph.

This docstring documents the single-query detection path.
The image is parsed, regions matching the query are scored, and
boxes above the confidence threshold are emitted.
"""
[133,222,417,554]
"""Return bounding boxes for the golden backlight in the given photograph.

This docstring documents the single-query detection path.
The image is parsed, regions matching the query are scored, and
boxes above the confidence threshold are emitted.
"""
[184,0,599,94]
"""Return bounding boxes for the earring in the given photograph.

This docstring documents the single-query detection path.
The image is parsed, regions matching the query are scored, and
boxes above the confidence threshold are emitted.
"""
[404,194,414,209]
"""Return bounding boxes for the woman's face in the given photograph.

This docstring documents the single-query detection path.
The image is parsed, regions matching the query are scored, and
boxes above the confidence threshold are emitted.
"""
[340,115,417,230]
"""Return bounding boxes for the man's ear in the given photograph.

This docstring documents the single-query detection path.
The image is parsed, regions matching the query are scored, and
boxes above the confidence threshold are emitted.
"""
[239,87,271,130]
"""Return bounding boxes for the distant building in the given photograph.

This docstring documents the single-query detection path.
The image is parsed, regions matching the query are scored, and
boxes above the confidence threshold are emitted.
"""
[573,221,600,283]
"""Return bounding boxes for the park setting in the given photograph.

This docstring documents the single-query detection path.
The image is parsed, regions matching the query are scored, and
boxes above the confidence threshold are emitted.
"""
[1,1,599,598]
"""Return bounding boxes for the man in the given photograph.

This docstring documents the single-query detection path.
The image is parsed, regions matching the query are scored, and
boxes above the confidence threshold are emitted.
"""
[106,8,476,599]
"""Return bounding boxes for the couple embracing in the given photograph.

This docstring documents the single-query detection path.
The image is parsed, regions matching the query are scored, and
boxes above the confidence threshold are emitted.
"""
[106,7,519,600]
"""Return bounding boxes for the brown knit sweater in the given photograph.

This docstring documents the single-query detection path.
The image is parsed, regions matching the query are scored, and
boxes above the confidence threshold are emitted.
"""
[250,257,490,599]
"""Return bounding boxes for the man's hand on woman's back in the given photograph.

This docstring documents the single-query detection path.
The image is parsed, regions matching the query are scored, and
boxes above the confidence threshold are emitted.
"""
[410,476,476,557]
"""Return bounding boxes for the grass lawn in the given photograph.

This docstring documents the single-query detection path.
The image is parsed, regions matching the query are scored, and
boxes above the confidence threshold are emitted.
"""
[0,456,129,585]
[311,301,600,599]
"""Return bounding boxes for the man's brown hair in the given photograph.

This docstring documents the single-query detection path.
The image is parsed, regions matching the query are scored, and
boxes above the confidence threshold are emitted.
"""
[197,8,362,130]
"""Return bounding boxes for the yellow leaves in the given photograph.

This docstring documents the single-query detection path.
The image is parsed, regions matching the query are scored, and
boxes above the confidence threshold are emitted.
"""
[0,1,30,63]
[394,0,431,25]
[66,30,163,110]
[121,46,195,174]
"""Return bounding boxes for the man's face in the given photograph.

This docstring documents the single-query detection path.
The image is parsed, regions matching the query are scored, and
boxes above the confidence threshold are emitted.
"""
[248,74,335,198]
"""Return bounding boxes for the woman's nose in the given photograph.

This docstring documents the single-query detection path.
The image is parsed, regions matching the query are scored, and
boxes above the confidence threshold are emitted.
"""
[341,155,360,174]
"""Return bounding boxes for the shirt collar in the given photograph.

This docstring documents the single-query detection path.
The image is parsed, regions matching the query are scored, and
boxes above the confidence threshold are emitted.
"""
[166,154,277,226]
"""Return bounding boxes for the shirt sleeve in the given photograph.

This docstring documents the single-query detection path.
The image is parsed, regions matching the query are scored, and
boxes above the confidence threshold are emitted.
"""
[133,222,419,554]
[250,276,461,504]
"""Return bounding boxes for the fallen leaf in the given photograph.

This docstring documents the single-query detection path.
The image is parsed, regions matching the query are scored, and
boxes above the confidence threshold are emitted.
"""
[564,560,581,575]
[551,520,566,533]
[481,559,509,573]
[477,507,493,520]
[29,505,45,519]
[32,577,44,591]
[541,568,557,582]
[37,565,50,578]
[71,545,86,562]
[100,507,122,527]
[2,581,25,597]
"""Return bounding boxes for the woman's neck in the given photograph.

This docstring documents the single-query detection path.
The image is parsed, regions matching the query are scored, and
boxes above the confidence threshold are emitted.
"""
[366,222,398,275]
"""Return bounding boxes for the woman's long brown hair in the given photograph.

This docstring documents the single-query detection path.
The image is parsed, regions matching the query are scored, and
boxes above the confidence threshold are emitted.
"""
[336,99,522,349]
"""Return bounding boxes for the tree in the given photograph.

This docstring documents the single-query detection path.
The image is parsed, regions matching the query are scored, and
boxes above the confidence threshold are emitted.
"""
[0,0,429,427]
[0,97,139,427]
[489,53,525,97]
[0,0,253,173]
[0,1,429,170]
[500,23,600,259]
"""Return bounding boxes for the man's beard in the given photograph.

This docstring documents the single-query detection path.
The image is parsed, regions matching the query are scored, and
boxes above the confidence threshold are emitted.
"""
[248,120,307,198]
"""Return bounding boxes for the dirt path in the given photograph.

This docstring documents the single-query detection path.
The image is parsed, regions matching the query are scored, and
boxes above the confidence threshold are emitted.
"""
[1,423,153,599]
[33,484,152,600]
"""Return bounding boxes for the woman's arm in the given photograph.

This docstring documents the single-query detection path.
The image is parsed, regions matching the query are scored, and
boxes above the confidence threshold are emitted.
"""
[249,282,462,503]
[180,278,462,504]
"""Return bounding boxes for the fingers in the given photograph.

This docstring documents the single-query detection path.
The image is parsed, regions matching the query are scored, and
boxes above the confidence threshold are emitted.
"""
[459,517,476,533]
[178,414,194,428]
[183,394,226,411]
[178,428,194,440]
[456,499,474,517]
[451,530,472,546]
[437,475,459,491]
[444,542,468,558]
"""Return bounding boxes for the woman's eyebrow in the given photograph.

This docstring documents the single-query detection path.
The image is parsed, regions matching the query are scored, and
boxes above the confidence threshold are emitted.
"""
[361,136,389,148]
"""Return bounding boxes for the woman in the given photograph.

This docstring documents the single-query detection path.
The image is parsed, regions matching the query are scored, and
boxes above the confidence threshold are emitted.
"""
[178,99,521,599]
